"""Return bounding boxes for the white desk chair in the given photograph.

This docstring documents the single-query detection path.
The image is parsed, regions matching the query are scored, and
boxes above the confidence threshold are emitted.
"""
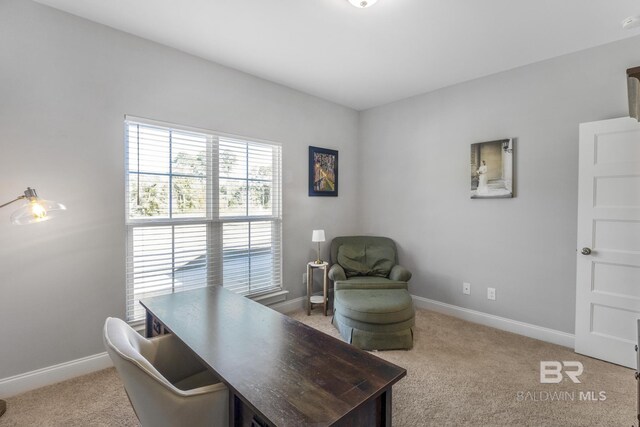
[103,317,228,427]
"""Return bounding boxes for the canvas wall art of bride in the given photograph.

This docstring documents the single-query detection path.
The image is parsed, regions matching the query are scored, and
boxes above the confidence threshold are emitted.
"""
[470,139,514,199]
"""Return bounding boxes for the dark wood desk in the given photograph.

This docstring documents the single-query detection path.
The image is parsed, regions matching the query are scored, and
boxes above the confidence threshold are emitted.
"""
[140,286,406,427]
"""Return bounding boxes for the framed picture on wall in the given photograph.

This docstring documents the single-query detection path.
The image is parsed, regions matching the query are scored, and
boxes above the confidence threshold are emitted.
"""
[309,146,338,197]
[470,138,514,199]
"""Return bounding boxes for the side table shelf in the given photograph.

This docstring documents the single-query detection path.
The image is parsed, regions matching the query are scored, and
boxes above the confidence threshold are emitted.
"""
[307,261,329,316]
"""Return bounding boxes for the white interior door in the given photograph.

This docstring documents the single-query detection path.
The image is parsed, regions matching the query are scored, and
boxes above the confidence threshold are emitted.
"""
[575,117,640,368]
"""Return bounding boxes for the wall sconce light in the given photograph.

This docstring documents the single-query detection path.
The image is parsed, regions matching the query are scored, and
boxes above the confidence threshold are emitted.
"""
[0,187,66,225]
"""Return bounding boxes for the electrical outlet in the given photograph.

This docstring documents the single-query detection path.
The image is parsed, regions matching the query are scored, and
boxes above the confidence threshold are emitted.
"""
[463,282,471,295]
[487,287,496,301]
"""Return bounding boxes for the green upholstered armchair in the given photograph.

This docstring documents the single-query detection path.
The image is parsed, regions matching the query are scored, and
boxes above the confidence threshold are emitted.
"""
[329,236,415,351]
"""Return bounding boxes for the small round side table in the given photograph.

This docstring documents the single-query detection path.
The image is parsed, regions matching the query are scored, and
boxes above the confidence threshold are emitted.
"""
[307,261,329,316]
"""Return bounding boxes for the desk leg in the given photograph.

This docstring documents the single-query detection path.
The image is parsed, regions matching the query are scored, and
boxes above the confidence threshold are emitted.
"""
[229,390,271,427]
[380,388,392,427]
[145,310,153,338]
[334,387,392,426]
[229,391,240,427]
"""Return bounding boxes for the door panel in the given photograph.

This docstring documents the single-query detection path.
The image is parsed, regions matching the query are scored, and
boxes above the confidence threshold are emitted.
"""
[594,220,640,252]
[594,129,640,164]
[592,262,640,299]
[595,176,640,207]
[575,117,640,368]
[591,304,639,342]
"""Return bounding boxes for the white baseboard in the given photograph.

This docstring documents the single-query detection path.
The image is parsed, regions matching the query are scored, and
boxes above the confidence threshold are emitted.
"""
[0,352,112,399]
[269,296,306,314]
[411,295,575,348]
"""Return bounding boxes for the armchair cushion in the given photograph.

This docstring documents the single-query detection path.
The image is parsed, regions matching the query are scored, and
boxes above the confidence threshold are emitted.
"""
[389,265,412,282]
[367,245,396,277]
[337,244,395,278]
[336,244,367,277]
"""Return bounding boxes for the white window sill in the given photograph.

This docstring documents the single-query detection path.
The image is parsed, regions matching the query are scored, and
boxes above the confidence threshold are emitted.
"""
[248,289,289,306]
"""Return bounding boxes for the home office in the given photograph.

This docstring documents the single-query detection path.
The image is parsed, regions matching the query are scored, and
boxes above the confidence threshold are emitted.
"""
[1,0,640,426]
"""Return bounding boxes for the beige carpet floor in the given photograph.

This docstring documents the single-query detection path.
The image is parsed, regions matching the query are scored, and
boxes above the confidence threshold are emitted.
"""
[292,309,636,426]
[0,308,635,426]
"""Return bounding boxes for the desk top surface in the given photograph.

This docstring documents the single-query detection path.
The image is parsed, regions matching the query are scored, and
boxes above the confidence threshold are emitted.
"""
[140,286,406,426]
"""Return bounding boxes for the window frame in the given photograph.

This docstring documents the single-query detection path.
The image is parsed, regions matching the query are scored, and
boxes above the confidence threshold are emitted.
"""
[124,116,283,322]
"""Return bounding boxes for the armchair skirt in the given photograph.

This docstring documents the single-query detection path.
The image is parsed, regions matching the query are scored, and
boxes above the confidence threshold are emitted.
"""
[333,288,414,350]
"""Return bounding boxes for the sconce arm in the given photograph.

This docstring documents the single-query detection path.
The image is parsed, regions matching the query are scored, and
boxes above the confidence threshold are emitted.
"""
[0,195,26,209]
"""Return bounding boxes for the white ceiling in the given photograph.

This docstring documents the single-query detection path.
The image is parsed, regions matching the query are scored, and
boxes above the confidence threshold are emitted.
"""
[35,0,640,110]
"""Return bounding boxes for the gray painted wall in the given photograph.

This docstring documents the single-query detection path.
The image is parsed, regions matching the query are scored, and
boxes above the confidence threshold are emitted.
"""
[359,35,640,334]
[3,0,640,381]
[0,0,359,378]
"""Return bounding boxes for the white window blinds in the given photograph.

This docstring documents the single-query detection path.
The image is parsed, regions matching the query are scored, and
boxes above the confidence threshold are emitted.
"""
[125,119,282,322]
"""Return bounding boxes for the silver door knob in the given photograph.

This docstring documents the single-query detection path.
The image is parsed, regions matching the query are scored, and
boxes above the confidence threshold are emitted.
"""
[581,247,592,255]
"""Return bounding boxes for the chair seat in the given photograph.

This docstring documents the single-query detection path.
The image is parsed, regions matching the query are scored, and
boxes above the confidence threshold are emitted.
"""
[334,289,414,325]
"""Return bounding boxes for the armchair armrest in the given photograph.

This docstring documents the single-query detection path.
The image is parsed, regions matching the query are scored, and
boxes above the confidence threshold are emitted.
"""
[328,264,346,281]
[389,265,412,282]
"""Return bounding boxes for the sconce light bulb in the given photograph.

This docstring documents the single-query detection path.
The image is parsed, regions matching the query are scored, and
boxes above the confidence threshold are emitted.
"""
[31,202,47,220]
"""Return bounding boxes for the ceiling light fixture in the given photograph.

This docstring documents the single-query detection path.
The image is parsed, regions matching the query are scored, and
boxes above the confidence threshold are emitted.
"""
[622,15,640,30]
[348,0,378,8]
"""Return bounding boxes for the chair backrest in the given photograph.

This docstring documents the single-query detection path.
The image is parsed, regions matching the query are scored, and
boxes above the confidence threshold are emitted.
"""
[104,317,229,427]
[103,317,174,389]
[330,236,399,278]
[104,318,186,426]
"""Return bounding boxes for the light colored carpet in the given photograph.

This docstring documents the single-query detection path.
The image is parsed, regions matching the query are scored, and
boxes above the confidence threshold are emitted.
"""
[291,309,636,426]
[0,308,635,426]
[0,368,138,427]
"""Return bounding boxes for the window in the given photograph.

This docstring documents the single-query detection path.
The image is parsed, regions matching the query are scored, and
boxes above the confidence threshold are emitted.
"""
[125,118,282,321]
